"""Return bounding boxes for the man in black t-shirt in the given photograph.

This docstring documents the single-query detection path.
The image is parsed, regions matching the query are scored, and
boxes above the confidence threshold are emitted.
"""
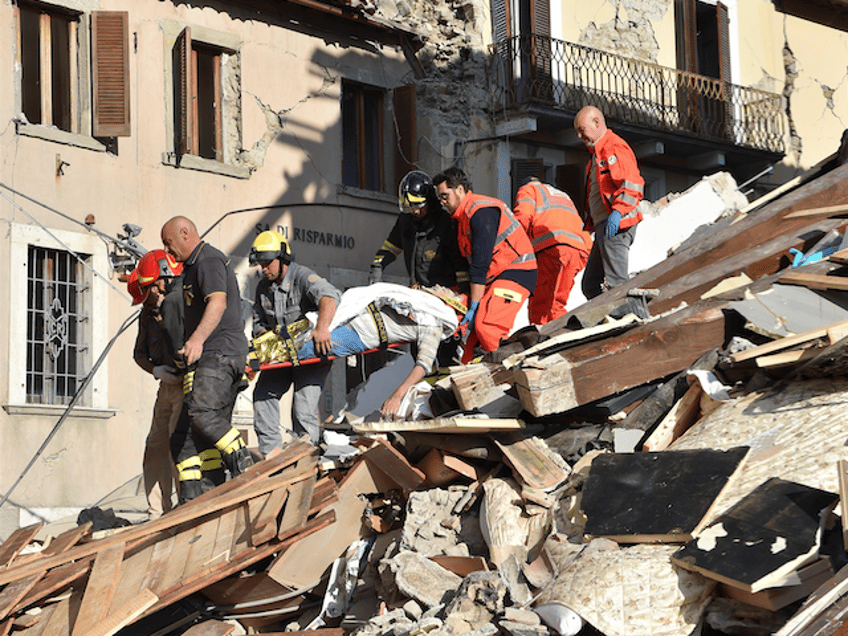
[161,215,252,503]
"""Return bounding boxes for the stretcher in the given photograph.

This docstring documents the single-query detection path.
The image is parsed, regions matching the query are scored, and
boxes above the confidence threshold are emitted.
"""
[256,341,408,371]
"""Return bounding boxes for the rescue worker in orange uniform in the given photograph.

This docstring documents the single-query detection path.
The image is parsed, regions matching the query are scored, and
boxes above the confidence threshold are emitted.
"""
[513,177,592,325]
[574,105,644,299]
[433,167,536,363]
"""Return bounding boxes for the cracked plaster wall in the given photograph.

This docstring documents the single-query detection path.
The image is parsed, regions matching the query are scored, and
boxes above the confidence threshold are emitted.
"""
[572,0,671,64]
[733,1,848,172]
[382,0,496,177]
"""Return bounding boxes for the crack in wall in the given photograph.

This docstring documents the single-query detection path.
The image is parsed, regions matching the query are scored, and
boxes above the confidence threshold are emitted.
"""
[239,66,338,172]
[782,28,802,164]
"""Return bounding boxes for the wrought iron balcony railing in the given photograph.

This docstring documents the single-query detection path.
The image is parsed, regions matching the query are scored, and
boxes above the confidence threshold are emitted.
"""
[491,35,785,155]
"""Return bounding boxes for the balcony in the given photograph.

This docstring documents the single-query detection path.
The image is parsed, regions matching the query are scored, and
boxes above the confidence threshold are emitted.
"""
[491,35,785,156]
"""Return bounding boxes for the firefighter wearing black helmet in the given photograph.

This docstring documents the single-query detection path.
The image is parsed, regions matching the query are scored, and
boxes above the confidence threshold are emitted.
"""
[369,170,469,292]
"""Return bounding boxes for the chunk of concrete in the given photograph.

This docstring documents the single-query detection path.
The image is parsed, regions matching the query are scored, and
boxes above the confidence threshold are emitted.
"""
[442,571,507,633]
[383,550,462,608]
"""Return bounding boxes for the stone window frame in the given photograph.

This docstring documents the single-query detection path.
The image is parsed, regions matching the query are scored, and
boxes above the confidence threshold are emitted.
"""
[160,20,249,179]
[4,223,114,418]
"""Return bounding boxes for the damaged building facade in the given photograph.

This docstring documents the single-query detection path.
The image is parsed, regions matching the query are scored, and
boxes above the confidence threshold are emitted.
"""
[1,0,848,537]
[480,0,848,208]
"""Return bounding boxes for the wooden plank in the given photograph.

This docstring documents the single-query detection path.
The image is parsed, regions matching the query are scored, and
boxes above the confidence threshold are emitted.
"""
[40,523,92,559]
[582,447,750,543]
[491,432,569,490]
[828,247,848,264]
[730,317,848,363]
[777,270,848,291]
[144,525,198,601]
[720,558,834,611]
[277,474,316,540]
[147,510,336,617]
[354,417,525,435]
[756,347,821,368]
[0,523,43,568]
[181,620,235,636]
[104,540,154,615]
[775,564,848,636]
[37,595,72,636]
[516,300,728,417]
[362,438,426,491]
[180,514,226,586]
[206,507,239,575]
[641,381,703,452]
[0,570,44,621]
[71,542,125,636]
[673,478,839,593]
[0,444,315,588]
[0,441,316,588]
[84,588,157,636]
[11,556,94,614]
[136,533,176,597]
[268,458,395,589]
[783,203,848,219]
[779,270,848,291]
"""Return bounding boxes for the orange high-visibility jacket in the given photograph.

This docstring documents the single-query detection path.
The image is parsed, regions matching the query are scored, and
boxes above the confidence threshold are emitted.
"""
[453,192,536,285]
[583,130,644,232]
[514,179,592,254]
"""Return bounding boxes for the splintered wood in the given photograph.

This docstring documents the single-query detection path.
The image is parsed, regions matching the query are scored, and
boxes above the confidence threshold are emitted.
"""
[0,439,334,635]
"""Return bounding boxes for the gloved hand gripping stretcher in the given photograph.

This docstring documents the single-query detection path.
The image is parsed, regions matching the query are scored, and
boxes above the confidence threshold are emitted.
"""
[247,283,467,372]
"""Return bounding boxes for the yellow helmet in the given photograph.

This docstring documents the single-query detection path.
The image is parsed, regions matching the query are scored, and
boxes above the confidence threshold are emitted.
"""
[249,230,291,266]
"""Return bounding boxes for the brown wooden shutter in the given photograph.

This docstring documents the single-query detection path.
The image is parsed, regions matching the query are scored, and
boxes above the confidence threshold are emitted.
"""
[531,0,552,102]
[675,0,697,73]
[493,0,510,41]
[392,84,416,183]
[91,11,130,137]
[716,1,733,139]
[174,27,192,156]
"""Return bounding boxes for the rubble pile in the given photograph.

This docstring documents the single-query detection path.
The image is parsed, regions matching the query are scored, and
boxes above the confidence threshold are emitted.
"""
[5,152,848,635]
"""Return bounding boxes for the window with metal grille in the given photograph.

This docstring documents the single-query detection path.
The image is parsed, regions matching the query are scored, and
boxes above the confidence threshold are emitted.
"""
[26,246,89,405]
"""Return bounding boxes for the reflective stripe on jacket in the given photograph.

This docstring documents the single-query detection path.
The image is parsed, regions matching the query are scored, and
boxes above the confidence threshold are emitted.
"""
[583,130,644,232]
[514,179,592,253]
[454,192,536,285]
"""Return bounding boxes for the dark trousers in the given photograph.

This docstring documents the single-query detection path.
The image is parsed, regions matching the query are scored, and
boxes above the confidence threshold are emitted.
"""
[170,353,246,467]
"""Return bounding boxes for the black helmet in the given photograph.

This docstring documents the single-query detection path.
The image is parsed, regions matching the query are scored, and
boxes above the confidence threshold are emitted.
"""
[398,170,436,213]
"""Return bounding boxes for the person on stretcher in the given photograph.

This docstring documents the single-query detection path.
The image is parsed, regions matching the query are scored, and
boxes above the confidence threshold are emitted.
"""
[251,283,463,420]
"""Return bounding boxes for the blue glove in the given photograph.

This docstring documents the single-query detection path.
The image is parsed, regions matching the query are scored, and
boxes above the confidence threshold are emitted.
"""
[459,301,478,329]
[605,210,622,238]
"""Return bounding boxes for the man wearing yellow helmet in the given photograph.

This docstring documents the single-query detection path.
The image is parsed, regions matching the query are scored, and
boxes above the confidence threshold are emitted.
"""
[250,230,341,453]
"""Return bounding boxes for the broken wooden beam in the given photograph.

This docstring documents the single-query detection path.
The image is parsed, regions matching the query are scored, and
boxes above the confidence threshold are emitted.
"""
[514,301,728,417]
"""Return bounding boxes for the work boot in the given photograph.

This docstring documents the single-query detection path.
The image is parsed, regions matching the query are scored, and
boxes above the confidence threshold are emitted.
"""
[200,467,226,493]
[222,446,254,477]
[178,479,203,505]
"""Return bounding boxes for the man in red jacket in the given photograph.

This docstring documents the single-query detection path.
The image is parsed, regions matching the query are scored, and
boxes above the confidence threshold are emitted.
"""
[574,105,644,299]
[513,177,592,324]
[433,167,536,363]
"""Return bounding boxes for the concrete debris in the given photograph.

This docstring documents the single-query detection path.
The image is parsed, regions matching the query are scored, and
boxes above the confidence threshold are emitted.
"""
[380,550,462,608]
[12,154,848,635]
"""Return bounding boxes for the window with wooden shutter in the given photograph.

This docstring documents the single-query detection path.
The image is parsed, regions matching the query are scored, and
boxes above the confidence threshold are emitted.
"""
[393,84,416,184]
[91,11,130,137]
[17,1,79,134]
[172,27,226,161]
[342,80,385,192]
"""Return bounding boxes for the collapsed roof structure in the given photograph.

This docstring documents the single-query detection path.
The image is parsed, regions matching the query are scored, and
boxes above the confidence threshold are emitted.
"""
[3,142,848,636]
